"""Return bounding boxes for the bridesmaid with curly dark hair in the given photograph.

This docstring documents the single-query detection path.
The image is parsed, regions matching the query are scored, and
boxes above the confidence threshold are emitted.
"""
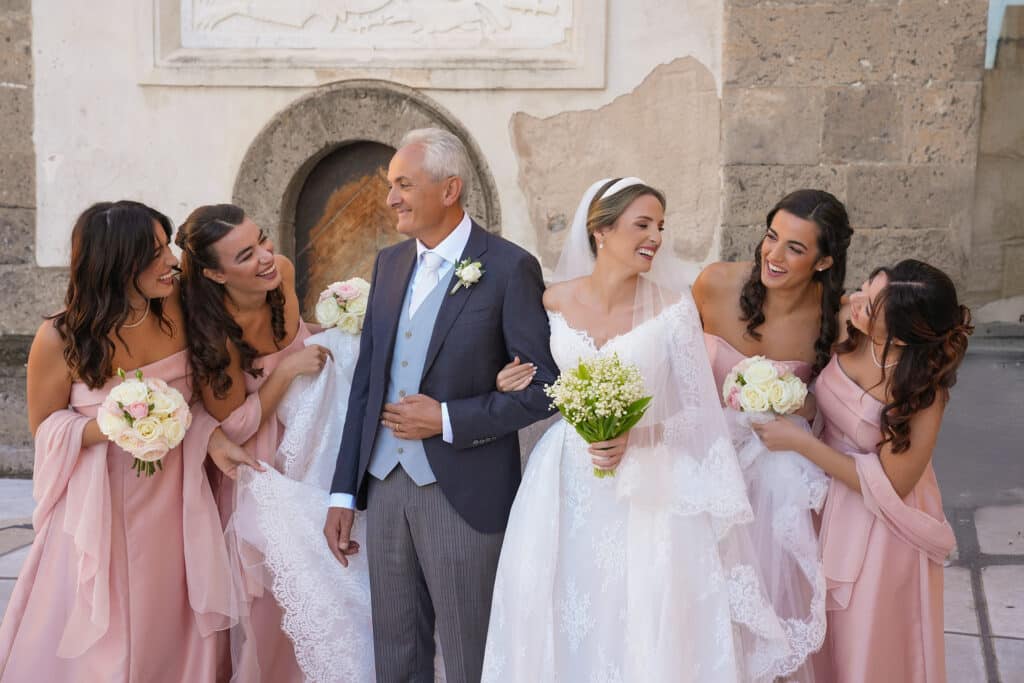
[175,203,328,683]
[692,188,854,682]
[0,201,244,682]
[754,259,971,683]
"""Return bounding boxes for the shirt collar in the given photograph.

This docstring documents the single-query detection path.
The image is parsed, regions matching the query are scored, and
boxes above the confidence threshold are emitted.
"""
[416,212,472,266]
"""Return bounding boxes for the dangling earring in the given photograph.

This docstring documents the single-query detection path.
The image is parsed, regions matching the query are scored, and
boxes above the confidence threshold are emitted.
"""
[598,241,604,250]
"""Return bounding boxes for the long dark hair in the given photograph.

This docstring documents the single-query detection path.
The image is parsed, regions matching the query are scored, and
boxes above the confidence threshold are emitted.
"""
[50,201,173,389]
[175,204,286,399]
[837,259,972,454]
[739,189,853,376]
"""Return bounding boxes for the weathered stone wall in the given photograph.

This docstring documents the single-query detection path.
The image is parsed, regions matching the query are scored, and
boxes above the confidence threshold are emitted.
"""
[719,0,988,291]
[0,0,49,471]
[971,6,1024,311]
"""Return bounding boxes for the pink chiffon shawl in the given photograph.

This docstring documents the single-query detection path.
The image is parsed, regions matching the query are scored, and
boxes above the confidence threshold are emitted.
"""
[0,350,237,683]
[815,356,955,683]
[216,322,311,683]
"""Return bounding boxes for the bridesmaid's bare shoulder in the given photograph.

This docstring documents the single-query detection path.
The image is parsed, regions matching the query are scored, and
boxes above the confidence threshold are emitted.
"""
[694,261,748,299]
[30,318,65,362]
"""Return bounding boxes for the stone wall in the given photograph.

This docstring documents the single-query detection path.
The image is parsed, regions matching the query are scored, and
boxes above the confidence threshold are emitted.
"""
[0,0,50,472]
[970,6,1024,312]
[719,0,988,291]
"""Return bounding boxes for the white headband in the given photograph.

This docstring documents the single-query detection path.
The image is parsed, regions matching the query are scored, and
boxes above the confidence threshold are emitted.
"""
[598,176,647,201]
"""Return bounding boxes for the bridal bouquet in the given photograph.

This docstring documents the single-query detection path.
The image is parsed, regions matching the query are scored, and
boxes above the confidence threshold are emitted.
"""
[315,277,371,335]
[545,353,653,478]
[97,369,192,476]
[722,356,808,417]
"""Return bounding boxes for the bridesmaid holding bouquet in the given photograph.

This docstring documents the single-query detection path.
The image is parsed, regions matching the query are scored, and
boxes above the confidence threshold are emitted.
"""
[754,259,970,683]
[0,201,245,682]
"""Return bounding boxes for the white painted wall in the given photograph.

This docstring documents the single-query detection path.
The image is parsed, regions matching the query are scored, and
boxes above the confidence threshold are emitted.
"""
[33,0,721,266]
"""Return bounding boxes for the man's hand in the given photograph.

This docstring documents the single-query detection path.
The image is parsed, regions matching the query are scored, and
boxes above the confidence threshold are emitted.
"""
[324,506,360,567]
[380,394,443,441]
[208,428,265,480]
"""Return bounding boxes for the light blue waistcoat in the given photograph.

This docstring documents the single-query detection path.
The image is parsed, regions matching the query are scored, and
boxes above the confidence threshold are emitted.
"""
[366,271,448,484]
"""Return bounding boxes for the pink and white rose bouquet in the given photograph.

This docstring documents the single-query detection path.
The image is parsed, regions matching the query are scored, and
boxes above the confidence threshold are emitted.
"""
[314,277,371,335]
[97,368,192,476]
[721,356,808,416]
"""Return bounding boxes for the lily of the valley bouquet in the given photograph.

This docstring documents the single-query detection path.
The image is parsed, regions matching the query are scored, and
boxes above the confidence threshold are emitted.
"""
[722,356,808,419]
[545,353,653,478]
[315,277,371,334]
[97,369,192,476]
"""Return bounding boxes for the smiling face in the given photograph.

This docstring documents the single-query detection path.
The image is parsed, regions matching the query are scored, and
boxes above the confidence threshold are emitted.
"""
[133,220,178,300]
[386,143,461,243]
[593,193,665,275]
[202,217,281,293]
[759,209,833,289]
[849,271,890,339]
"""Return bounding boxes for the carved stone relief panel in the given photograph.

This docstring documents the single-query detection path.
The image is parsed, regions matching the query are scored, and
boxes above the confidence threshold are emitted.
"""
[139,0,604,88]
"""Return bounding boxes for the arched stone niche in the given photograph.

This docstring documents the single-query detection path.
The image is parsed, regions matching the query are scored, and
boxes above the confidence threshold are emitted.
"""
[233,79,501,310]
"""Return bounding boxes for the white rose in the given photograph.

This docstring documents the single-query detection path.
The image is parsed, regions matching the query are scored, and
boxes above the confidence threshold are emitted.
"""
[134,416,163,443]
[346,294,367,316]
[739,384,771,413]
[109,379,149,406]
[97,406,126,437]
[315,297,343,328]
[337,311,362,336]
[149,390,179,417]
[135,439,169,463]
[741,358,779,388]
[160,416,187,448]
[459,263,482,284]
[778,375,808,414]
[114,429,145,454]
[765,380,789,411]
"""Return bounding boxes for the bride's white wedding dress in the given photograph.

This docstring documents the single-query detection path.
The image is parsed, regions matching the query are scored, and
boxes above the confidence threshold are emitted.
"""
[482,292,802,683]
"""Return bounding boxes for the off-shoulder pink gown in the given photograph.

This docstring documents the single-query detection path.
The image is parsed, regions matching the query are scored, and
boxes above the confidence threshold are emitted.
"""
[815,356,955,683]
[216,322,312,683]
[704,333,829,681]
[0,350,236,683]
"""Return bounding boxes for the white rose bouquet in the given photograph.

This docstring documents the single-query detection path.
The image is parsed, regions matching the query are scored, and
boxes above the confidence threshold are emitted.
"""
[97,368,192,476]
[545,353,653,478]
[314,277,371,335]
[722,355,808,417]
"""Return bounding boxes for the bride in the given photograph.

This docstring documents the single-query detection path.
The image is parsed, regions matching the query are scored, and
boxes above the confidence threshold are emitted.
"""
[481,178,807,682]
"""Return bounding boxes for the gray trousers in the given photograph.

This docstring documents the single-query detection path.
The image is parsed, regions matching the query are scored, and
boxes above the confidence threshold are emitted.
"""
[367,467,504,683]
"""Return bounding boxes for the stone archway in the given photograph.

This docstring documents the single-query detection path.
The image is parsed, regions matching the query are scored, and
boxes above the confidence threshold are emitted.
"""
[233,80,501,313]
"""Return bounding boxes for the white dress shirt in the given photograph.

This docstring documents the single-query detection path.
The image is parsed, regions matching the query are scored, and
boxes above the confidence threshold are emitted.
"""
[329,213,471,509]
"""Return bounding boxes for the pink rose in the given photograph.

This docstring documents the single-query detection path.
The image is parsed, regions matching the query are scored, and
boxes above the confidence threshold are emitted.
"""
[127,402,149,420]
[727,386,741,410]
[773,362,790,377]
[338,283,361,301]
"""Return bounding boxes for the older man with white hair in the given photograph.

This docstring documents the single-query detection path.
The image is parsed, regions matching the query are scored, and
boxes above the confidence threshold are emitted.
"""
[325,128,557,683]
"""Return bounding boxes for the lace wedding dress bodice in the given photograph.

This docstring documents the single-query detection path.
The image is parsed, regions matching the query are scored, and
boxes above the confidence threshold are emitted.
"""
[483,294,803,683]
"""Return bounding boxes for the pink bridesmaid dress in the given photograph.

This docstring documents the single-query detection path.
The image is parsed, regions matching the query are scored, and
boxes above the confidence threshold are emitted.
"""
[0,350,237,683]
[704,333,828,682]
[814,356,955,683]
[216,321,312,683]
[704,332,813,391]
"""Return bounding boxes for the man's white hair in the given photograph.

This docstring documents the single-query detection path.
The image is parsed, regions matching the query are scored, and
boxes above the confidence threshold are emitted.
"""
[400,127,473,204]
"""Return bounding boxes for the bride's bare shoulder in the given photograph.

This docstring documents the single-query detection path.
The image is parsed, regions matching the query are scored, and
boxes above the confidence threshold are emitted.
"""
[542,278,584,314]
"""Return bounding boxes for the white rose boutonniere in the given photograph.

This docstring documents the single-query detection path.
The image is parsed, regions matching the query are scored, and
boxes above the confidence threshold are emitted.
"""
[451,258,484,295]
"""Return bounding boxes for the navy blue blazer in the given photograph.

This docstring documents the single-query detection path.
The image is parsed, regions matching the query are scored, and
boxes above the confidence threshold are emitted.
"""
[330,221,557,533]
